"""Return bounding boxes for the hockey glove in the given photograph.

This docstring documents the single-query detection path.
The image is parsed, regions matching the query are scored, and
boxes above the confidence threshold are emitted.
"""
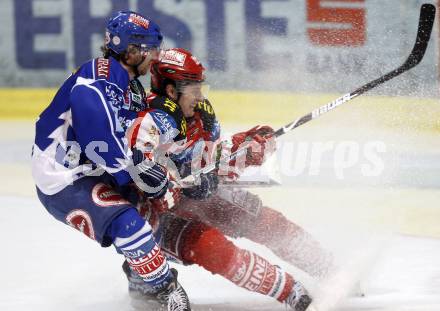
[131,148,168,199]
[231,125,276,166]
[182,171,219,200]
[179,162,219,200]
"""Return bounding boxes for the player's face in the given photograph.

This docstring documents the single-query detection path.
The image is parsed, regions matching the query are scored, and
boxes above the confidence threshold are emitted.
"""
[178,83,204,118]
[126,45,160,76]
[138,48,160,76]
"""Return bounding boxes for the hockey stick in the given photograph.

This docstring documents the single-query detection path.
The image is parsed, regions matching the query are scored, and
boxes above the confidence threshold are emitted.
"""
[179,3,436,185]
[273,3,436,139]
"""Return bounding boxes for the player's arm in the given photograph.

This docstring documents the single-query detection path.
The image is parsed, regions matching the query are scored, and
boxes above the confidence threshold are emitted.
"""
[70,83,168,198]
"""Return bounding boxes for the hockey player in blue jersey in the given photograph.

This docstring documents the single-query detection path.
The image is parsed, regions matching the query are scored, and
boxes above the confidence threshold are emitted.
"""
[31,11,191,311]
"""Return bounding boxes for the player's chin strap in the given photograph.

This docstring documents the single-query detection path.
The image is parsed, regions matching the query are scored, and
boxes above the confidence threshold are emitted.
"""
[177,3,436,187]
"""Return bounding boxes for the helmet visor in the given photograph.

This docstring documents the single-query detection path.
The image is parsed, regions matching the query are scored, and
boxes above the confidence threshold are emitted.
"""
[140,42,162,54]
[127,43,163,64]
[128,43,162,54]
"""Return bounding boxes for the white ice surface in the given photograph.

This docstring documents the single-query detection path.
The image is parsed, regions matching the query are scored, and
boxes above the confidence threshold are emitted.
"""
[1,195,440,311]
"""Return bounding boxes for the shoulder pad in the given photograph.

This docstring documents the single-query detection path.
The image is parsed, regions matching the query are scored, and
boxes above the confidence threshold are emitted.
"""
[149,96,181,115]
[72,59,95,79]
[149,96,187,141]
[73,57,126,83]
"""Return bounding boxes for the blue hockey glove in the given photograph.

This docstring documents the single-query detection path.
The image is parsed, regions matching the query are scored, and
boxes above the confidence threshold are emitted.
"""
[182,171,218,200]
[131,148,168,198]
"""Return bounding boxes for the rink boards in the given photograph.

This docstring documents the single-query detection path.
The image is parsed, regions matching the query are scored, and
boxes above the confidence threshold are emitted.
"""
[1,89,440,129]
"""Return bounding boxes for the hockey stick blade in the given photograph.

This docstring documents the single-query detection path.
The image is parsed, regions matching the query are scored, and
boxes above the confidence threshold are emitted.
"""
[397,4,435,70]
[397,4,435,69]
[352,3,436,98]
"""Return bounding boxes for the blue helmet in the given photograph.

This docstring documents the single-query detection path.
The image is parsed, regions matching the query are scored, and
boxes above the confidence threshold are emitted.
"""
[105,11,163,54]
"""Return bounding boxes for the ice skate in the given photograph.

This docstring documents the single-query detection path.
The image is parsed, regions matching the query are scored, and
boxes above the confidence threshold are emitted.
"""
[285,281,313,311]
[123,261,191,311]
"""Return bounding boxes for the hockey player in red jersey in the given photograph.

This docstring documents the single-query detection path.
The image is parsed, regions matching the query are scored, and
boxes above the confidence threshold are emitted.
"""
[124,48,334,311]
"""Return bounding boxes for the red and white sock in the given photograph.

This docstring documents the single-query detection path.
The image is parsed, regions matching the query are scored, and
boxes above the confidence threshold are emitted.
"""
[180,225,294,302]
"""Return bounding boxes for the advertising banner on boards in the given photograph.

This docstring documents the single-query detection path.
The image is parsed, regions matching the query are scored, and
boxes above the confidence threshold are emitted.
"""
[0,0,438,95]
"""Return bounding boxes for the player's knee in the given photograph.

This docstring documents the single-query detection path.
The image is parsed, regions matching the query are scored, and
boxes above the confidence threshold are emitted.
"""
[107,208,147,241]
[249,207,302,243]
[109,208,170,287]
[181,223,237,275]
[258,207,287,228]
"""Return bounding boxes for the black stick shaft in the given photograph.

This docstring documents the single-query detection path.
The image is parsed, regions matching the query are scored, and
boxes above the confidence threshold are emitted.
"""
[184,3,436,182]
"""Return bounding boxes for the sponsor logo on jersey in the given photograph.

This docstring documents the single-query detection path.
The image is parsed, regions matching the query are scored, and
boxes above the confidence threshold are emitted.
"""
[66,209,95,240]
[197,100,214,115]
[122,249,146,258]
[128,13,150,29]
[105,85,124,107]
[230,250,251,283]
[92,183,130,207]
[160,49,187,67]
[231,261,247,283]
[258,264,277,296]
[164,98,178,112]
[126,80,146,112]
[150,111,180,142]
[180,118,187,136]
[126,245,167,280]
[267,268,285,299]
[243,254,267,292]
[228,251,278,296]
[96,58,110,79]
[124,89,131,107]
[118,115,135,130]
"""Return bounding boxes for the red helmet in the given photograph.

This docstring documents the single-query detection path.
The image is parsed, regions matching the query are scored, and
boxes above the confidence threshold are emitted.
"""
[150,48,205,93]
